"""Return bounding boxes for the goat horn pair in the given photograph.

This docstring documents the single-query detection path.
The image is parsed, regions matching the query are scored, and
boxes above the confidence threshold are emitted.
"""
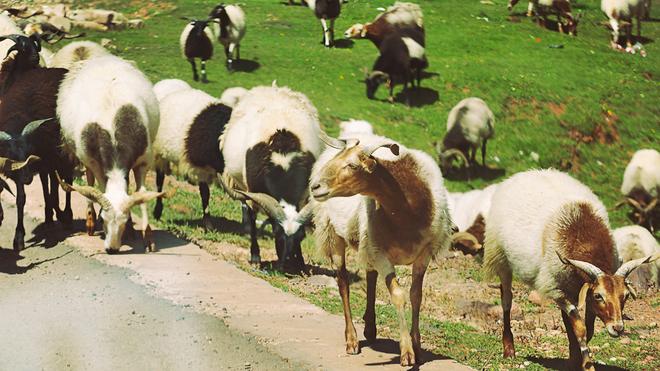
[441,149,469,167]
[55,172,112,211]
[615,254,657,278]
[0,155,40,174]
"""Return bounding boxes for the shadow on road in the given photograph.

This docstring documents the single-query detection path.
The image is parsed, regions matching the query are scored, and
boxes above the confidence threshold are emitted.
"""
[361,338,451,368]
[0,248,72,274]
[526,356,626,371]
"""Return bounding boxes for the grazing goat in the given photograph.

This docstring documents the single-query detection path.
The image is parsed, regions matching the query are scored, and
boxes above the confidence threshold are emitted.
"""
[525,0,581,36]
[613,225,659,290]
[344,1,424,49]
[220,85,322,271]
[484,169,655,371]
[366,28,427,105]
[57,55,167,253]
[439,97,495,172]
[180,18,215,83]
[50,40,109,69]
[153,88,232,227]
[602,0,645,48]
[619,149,659,232]
[307,0,341,48]
[219,86,248,108]
[447,184,498,256]
[153,79,191,102]
[208,4,246,70]
[309,132,454,366]
[0,35,74,251]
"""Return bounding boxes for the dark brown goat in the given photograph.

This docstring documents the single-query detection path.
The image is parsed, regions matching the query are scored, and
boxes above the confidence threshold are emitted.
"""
[0,37,74,251]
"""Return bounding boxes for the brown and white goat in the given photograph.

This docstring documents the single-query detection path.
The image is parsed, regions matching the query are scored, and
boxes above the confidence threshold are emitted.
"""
[484,169,656,371]
[344,1,424,49]
[309,133,454,366]
[533,0,581,36]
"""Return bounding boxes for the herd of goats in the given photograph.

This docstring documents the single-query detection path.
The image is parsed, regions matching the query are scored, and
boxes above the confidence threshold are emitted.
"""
[0,1,658,370]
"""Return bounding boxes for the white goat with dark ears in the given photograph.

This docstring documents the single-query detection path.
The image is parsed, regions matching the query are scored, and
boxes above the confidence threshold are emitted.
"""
[57,55,169,253]
[484,169,656,371]
[309,132,454,366]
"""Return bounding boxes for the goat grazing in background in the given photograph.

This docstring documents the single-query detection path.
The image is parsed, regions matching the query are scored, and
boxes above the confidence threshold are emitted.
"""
[309,132,455,366]
[602,0,645,48]
[345,1,424,49]
[484,169,656,370]
[613,225,660,291]
[307,0,341,48]
[180,17,215,83]
[618,149,659,232]
[50,40,109,69]
[208,4,246,70]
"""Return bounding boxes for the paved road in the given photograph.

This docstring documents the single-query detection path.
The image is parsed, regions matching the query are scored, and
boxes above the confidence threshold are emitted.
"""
[0,204,302,371]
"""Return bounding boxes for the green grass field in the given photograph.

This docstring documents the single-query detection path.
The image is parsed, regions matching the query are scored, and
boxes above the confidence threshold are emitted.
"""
[50,0,659,369]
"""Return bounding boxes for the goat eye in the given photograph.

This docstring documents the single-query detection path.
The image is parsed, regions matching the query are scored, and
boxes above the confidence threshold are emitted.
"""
[594,293,604,302]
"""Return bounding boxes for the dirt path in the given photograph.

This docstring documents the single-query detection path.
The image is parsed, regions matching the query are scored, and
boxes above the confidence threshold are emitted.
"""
[0,205,300,370]
[0,179,472,370]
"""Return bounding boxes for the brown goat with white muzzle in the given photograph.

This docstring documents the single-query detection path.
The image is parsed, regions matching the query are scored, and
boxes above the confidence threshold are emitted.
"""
[309,132,454,366]
[484,169,656,371]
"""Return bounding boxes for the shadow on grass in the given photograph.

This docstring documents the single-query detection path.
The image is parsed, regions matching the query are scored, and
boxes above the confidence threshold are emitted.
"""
[526,356,626,371]
[360,338,451,368]
[280,1,306,6]
[307,264,361,282]
[0,248,72,274]
[443,165,506,182]
[232,59,260,73]
[334,39,354,49]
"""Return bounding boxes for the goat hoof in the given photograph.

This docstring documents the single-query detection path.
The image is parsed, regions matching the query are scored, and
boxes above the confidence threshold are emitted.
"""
[86,210,96,236]
[400,349,415,367]
[202,215,213,231]
[13,237,24,252]
[144,226,157,253]
[503,344,516,358]
[363,325,377,342]
[249,254,261,266]
[58,209,73,226]
[345,340,359,355]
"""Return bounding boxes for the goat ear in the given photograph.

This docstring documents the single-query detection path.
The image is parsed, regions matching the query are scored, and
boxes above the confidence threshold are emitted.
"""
[29,33,41,52]
[361,156,378,174]
[577,282,590,312]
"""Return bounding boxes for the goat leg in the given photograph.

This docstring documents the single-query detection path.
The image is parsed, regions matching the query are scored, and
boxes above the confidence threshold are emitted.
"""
[363,270,378,342]
[40,171,54,224]
[247,205,261,265]
[411,253,431,363]
[337,258,359,354]
[153,170,165,220]
[560,302,594,371]
[199,181,212,230]
[189,58,199,81]
[500,270,516,358]
[385,271,415,366]
[13,181,26,252]
[200,60,208,84]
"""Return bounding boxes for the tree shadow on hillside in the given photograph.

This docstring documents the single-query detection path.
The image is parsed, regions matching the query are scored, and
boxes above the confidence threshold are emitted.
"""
[443,164,506,182]
[360,338,451,367]
[232,59,260,73]
[526,356,626,371]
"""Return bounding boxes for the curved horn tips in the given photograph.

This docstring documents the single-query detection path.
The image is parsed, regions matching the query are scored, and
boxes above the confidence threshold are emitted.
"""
[389,144,400,156]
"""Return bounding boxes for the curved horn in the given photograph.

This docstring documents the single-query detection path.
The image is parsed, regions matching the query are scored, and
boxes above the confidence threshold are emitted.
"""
[557,252,604,281]
[319,131,347,150]
[441,149,469,167]
[55,172,112,211]
[21,118,53,136]
[625,197,645,213]
[235,190,286,222]
[615,254,656,278]
[295,201,315,225]
[362,142,399,157]
[450,231,483,256]
[124,189,172,211]
[0,155,39,174]
[216,174,248,201]
[643,197,657,213]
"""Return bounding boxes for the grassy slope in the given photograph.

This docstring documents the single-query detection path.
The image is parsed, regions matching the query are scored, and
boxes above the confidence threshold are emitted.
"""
[62,0,658,369]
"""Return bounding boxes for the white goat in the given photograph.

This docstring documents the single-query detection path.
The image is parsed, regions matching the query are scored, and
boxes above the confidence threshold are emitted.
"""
[220,85,322,270]
[484,169,655,370]
[439,97,495,171]
[219,86,248,108]
[153,79,191,102]
[613,225,659,290]
[57,55,166,253]
[602,0,645,48]
[446,184,498,255]
[153,88,232,226]
[309,133,454,366]
[209,4,246,70]
[620,148,659,231]
[338,119,374,139]
[50,41,110,69]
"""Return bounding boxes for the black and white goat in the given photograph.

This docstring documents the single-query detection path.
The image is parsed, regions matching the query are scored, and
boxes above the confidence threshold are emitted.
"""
[153,87,232,227]
[208,4,246,70]
[0,34,74,251]
[366,28,427,105]
[220,85,323,271]
[308,0,341,48]
[57,55,168,253]
[180,17,216,83]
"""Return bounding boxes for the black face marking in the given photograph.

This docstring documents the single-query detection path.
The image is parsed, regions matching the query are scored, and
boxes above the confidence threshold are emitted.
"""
[114,105,148,170]
[184,103,231,172]
[81,122,114,171]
